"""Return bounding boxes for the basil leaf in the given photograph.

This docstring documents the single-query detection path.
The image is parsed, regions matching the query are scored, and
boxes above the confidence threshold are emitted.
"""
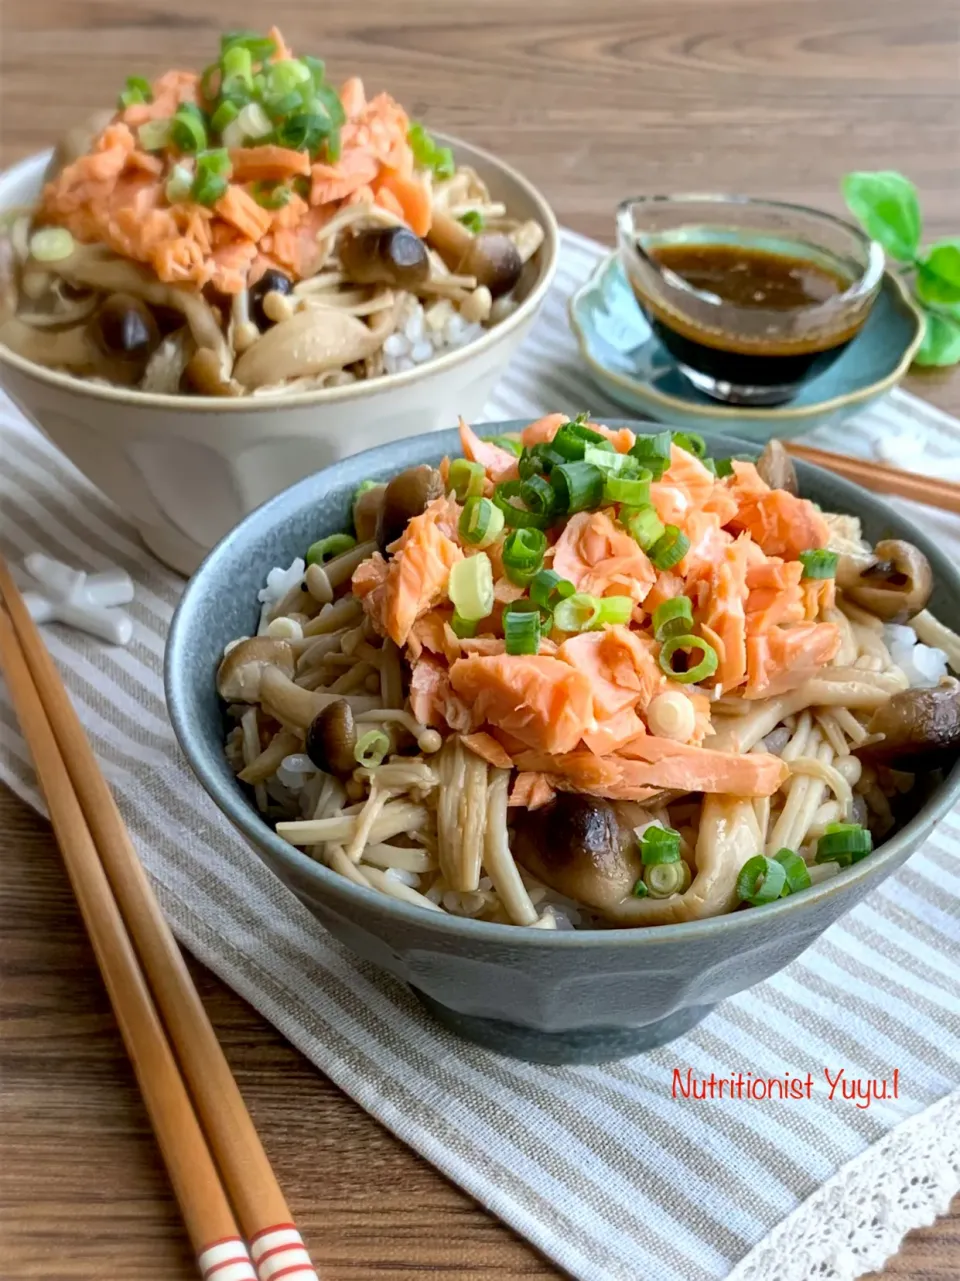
[842,170,921,262]
[916,239,960,306]
[913,310,960,368]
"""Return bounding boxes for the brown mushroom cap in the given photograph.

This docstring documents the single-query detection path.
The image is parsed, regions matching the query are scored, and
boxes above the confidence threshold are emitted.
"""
[511,794,643,913]
[377,466,444,552]
[855,678,960,769]
[838,540,933,621]
[426,212,523,299]
[756,439,798,495]
[353,483,387,544]
[305,699,358,776]
[339,227,430,289]
[217,638,296,702]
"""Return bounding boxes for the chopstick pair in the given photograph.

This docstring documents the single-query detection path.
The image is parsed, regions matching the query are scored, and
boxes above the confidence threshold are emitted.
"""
[784,442,960,515]
[0,557,318,1281]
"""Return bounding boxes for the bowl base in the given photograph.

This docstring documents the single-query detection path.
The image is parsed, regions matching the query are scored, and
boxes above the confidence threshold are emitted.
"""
[411,988,716,1064]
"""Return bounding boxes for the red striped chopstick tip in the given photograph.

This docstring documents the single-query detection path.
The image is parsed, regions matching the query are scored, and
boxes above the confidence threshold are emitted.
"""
[198,1240,258,1281]
[249,1226,319,1281]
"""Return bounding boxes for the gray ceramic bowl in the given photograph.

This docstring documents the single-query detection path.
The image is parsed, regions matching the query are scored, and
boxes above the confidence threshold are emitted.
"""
[165,422,960,1064]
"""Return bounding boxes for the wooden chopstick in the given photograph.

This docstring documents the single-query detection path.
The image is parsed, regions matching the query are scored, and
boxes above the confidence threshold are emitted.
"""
[0,609,259,1281]
[0,557,319,1281]
[784,443,960,515]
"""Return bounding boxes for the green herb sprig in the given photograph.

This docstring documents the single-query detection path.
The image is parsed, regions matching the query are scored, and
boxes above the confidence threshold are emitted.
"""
[843,170,960,367]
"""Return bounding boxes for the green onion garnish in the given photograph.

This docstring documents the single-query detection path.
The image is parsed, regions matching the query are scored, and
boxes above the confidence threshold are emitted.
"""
[451,611,478,638]
[736,855,787,905]
[221,45,254,92]
[459,210,485,233]
[529,569,576,612]
[252,181,292,209]
[643,860,691,898]
[492,481,551,529]
[408,122,455,177]
[518,475,556,519]
[211,100,240,133]
[448,552,495,621]
[631,877,649,898]
[640,824,681,865]
[671,430,707,458]
[354,479,379,499]
[302,55,327,87]
[602,474,651,507]
[714,458,735,478]
[581,445,637,476]
[448,458,486,502]
[221,30,277,61]
[191,148,231,206]
[272,112,332,154]
[772,848,812,895]
[486,433,522,456]
[658,634,719,684]
[652,596,693,641]
[164,164,194,205]
[798,549,839,580]
[518,443,564,480]
[310,81,347,127]
[306,532,356,566]
[553,592,633,633]
[815,823,873,865]
[502,527,547,586]
[550,461,604,514]
[170,104,208,154]
[629,430,672,479]
[622,504,665,551]
[649,524,690,571]
[138,119,172,152]
[118,75,153,109]
[458,496,504,548]
[504,607,541,655]
[551,420,614,462]
[701,457,718,476]
[354,729,390,767]
[266,58,313,98]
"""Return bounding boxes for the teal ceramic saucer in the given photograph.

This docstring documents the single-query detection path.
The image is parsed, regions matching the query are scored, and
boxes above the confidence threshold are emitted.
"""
[568,252,924,441]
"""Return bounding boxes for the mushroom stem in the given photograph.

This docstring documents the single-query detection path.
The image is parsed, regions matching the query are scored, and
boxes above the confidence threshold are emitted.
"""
[261,665,380,730]
[426,211,522,298]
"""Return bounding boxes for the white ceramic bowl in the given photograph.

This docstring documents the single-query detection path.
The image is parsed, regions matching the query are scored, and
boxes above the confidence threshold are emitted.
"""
[0,137,558,574]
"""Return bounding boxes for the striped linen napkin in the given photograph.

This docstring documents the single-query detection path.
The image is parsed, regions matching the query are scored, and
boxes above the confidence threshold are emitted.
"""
[1,230,958,1281]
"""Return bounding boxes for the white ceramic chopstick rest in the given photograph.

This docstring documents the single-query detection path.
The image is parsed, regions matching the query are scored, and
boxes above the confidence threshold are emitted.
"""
[21,554,135,646]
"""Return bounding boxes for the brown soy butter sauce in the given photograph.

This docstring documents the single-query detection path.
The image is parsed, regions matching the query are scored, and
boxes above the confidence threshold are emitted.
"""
[630,242,869,398]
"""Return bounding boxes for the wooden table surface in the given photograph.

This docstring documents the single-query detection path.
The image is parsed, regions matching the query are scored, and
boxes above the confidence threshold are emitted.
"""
[1,2,958,1277]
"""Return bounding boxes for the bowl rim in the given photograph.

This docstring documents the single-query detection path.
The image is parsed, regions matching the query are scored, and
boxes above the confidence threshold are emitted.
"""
[615,193,886,317]
[165,420,960,949]
[568,252,925,425]
[0,133,560,413]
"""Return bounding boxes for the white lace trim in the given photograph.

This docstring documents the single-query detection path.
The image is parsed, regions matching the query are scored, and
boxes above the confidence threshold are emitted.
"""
[729,1090,960,1281]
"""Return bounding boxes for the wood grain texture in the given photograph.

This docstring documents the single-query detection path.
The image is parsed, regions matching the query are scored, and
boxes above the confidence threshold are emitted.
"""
[0,2,958,1277]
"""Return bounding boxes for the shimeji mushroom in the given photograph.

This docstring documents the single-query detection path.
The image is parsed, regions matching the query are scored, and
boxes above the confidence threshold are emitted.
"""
[756,439,799,494]
[232,305,386,389]
[216,638,297,703]
[836,540,933,621]
[338,227,430,290]
[426,211,522,298]
[856,678,960,769]
[376,466,444,551]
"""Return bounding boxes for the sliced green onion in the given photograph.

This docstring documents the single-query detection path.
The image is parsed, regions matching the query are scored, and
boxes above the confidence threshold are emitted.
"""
[552,420,613,461]
[773,848,812,894]
[191,148,231,206]
[354,729,390,767]
[798,549,839,580]
[138,119,172,152]
[518,443,564,480]
[118,75,153,109]
[164,164,194,205]
[602,474,651,507]
[644,860,691,898]
[448,553,494,621]
[649,524,690,571]
[623,504,665,551]
[714,457,735,478]
[486,433,522,456]
[816,823,873,865]
[459,210,484,233]
[492,481,551,529]
[653,596,693,641]
[264,91,305,122]
[550,461,604,514]
[658,634,719,684]
[221,45,254,92]
[552,593,630,633]
[302,55,327,87]
[448,458,486,501]
[459,496,504,548]
[306,532,356,566]
[631,877,649,898]
[529,569,576,612]
[434,146,455,179]
[629,430,672,478]
[354,479,379,499]
[671,430,707,458]
[701,457,717,476]
[519,475,556,519]
[451,612,478,638]
[221,30,277,61]
[170,105,208,153]
[503,528,547,586]
[28,227,75,263]
[407,122,455,177]
[251,181,292,209]
[504,607,541,655]
[211,100,240,133]
[266,58,312,98]
[272,112,332,154]
[736,855,787,905]
[583,445,639,477]
[640,824,681,865]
